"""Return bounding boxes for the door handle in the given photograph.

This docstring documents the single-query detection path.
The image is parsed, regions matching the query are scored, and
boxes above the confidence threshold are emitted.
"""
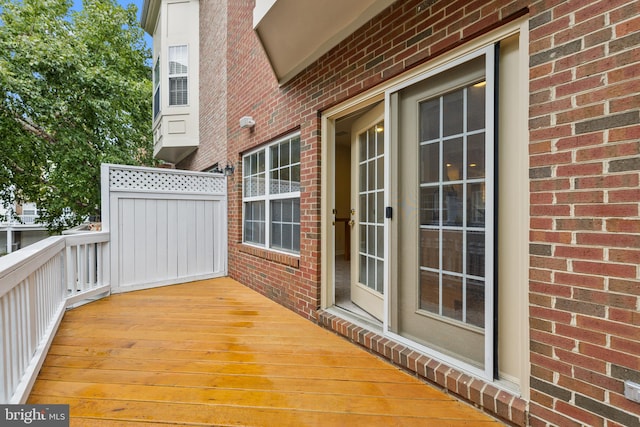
[348,219,355,227]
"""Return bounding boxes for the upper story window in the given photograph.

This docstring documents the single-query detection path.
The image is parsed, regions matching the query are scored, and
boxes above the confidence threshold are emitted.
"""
[153,58,160,119]
[243,133,301,254]
[168,45,188,106]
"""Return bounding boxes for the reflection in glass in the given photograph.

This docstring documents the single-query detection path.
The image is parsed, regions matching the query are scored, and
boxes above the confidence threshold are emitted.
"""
[467,183,485,227]
[443,138,463,181]
[443,184,463,226]
[443,90,463,136]
[467,82,486,131]
[467,133,485,179]
[420,187,439,225]
[442,230,463,274]
[467,231,485,277]
[420,142,439,184]
[420,229,439,270]
[467,279,485,327]
[419,98,440,141]
[442,274,463,321]
[420,270,439,314]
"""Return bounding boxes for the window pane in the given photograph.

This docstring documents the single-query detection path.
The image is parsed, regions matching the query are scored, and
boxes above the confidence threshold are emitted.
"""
[420,229,439,270]
[271,145,279,169]
[291,165,300,192]
[443,89,463,136]
[419,98,440,141]
[420,186,439,226]
[442,274,463,321]
[443,184,463,226]
[359,163,367,192]
[359,255,367,286]
[467,82,486,132]
[376,260,384,293]
[420,142,439,184]
[467,279,485,327]
[442,230,463,274]
[376,122,384,155]
[293,199,300,222]
[169,45,188,74]
[169,76,188,105]
[376,190,383,223]
[377,225,384,258]
[244,201,265,245]
[359,225,366,252]
[293,224,300,252]
[467,183,485,227]
[443,138,463,182]
[467,133,485,179]
[291,137,300,163]
[270,199,300,253]
[467,231,485,277]
[376,157,384,190]
[359,194,367,222]
[419,270,439,314]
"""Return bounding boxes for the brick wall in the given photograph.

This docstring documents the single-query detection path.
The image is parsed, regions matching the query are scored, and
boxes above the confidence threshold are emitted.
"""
[528,1,640,426]
[196,0,640,425]
[179,0,228,171]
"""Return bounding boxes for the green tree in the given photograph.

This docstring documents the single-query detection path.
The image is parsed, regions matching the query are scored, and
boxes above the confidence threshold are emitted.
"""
[0,0,153,232]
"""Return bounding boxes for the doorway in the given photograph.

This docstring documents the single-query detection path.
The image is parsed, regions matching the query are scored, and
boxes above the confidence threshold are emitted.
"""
[333,102,384,322]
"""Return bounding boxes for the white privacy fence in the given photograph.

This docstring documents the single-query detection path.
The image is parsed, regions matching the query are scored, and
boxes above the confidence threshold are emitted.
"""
[102,164,228,292]
[0,232,110,404]
[1,164,228,404]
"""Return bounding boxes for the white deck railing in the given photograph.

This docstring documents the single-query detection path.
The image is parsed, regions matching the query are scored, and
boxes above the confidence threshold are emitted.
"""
[0,232,110,404]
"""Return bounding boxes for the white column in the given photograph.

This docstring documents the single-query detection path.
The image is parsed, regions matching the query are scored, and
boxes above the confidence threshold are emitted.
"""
[6,226,12,254]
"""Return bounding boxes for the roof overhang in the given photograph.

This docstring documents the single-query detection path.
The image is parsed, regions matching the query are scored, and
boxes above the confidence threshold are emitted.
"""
[254,0,396,84]
[140,0,161,35]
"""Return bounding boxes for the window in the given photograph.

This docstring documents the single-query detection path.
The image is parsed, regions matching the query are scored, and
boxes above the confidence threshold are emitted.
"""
[153,58,160,118]
[168,45,188,106]
[243,133,301,253]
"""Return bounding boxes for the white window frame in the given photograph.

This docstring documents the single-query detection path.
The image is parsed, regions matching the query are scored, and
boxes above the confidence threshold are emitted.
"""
[168,45,188,106]
[242,132,301,255]
[153,57,160,119]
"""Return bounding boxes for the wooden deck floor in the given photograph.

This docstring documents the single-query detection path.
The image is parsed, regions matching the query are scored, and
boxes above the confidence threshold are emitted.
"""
[28,278,502,426]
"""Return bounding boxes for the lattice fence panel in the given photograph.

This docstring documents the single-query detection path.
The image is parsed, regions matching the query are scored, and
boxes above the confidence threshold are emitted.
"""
[109,167,225,195]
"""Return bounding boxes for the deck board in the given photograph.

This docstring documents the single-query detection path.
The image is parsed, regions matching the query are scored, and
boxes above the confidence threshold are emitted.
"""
[28,278,503,426]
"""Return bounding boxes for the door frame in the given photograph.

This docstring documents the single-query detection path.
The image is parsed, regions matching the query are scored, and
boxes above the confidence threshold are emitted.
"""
[319,17,528,389]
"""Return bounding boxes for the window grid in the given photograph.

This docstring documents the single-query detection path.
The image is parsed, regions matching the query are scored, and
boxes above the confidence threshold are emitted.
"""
[243,134,301,254]
[419,81,486,329]
[358,122,385,294]
[168,45,188,106]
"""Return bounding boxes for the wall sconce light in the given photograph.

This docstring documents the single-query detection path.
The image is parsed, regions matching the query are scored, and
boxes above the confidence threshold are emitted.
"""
[224,163,235,176]
[239,116,255,129]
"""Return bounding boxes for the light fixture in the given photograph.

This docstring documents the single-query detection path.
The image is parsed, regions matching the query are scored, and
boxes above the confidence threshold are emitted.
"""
[375,124,384,133]
[224,163,235,176]
[239,116,255,129]
[469,163,477,167]
[473,81,486,88]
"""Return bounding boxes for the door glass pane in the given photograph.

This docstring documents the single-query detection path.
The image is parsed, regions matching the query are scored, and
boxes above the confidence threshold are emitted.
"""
[443,184,463,226]
[467,183,485,227]
[467,82,486,131]
[467,279,485,327]
[358,120,385,295]
[420,229,439,270]
[467,231,485,277]
[442,274,463,321]
[420,142,439,184]
[417,79,487,327]
[420,187,439,226]
[442,230,463,274]
[442,90,463,136]
[419,270,439,314]
[443,138,463,182]
[467,133,485,179]
[419,98,440,141]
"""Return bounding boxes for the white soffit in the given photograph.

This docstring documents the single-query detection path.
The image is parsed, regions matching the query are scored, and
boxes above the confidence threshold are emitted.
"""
[254,0,396,84]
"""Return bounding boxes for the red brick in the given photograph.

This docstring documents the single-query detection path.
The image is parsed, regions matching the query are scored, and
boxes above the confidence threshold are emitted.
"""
[574,204,638,217]
[573,260,636,278]
[554,401,605,427]
[580,342,640,370]
[555,272,605,289]
[555,323,607,346]
[554,245,603,260]
[578,315,640,341]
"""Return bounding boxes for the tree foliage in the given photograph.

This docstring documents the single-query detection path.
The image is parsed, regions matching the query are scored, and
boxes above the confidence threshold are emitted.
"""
[0,0,153,232]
